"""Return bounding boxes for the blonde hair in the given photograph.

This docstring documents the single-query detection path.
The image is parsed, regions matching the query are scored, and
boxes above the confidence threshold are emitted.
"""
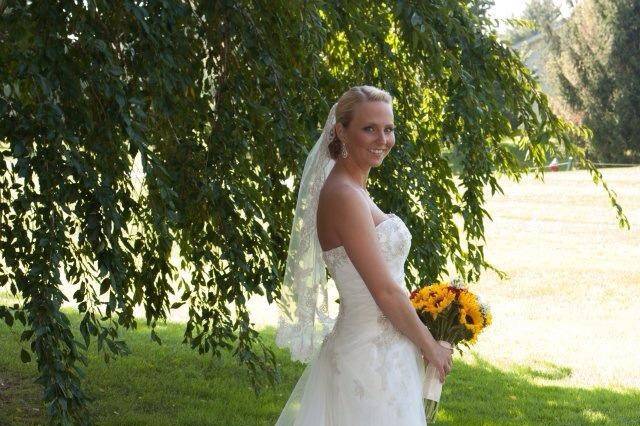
[328,85,393,160]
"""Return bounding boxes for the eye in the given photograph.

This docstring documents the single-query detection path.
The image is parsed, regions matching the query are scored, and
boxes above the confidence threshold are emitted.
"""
[364,126,395,132]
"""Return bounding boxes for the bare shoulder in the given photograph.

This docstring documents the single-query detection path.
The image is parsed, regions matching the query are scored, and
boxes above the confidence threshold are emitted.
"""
[318,178,371,233]
[319,178,366,210]
[318,177,396,300]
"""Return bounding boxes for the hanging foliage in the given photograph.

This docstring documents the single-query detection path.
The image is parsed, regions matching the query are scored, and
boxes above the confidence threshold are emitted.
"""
[0,0,629,423]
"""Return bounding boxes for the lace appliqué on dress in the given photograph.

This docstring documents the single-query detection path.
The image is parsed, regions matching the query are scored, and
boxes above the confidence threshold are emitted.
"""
[353,377,366,400]
[373,313,413,419]
[321,322,341,375]
[372,314,402,390]
[376,216,412,262]
[322,214,411,271]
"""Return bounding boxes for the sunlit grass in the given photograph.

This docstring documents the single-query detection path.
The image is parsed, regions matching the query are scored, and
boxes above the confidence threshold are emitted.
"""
[467,167,640,391]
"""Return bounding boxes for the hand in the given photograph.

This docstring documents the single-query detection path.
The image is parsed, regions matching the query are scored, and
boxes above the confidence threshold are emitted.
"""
[421,340,453,384]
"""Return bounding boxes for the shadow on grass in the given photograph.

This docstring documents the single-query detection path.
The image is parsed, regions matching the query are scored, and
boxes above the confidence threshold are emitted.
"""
[1,312,638,425]
[430,352,638,425]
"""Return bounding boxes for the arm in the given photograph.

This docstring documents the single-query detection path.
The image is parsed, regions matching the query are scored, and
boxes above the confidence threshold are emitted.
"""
[330,186,452,381]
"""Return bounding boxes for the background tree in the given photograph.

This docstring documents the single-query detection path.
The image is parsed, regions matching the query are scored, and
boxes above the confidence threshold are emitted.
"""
[0,0,629,424]
[545,0,640,162]
[503,0,563,44]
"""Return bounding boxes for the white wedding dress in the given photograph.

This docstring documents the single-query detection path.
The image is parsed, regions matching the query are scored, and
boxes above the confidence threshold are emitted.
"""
[275,213,429,425]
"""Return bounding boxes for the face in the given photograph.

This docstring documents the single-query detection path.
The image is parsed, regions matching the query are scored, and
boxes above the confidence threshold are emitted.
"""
[336,101,395,167]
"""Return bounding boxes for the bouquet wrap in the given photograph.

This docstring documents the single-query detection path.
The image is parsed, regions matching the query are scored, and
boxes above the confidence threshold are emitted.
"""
[422,340,452,401]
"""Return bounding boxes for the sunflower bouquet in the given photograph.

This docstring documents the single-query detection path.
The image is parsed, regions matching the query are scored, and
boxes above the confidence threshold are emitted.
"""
[409,276,492,423]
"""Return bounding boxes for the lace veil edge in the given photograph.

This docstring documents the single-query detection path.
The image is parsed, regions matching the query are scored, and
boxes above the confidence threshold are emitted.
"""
[274,101,339,363]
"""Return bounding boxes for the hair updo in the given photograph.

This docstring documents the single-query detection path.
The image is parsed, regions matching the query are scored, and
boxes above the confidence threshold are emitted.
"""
[328,85,393,160]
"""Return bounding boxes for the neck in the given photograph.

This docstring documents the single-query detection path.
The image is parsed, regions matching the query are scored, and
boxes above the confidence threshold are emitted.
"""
[334,157,370,189]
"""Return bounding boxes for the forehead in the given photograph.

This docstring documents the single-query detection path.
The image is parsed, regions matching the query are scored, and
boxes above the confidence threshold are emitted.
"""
[352,101,394,124]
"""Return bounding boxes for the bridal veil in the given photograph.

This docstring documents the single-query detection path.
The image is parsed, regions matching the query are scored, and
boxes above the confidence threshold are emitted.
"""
[274,101,340,363]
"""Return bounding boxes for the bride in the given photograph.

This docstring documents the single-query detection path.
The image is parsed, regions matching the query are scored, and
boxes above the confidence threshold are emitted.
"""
[274,85,453,425]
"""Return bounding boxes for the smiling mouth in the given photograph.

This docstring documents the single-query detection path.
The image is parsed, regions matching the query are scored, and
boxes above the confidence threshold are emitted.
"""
[368,148,385,155]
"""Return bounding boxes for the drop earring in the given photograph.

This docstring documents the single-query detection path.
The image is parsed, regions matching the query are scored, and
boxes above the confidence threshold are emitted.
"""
[340,142,348,158]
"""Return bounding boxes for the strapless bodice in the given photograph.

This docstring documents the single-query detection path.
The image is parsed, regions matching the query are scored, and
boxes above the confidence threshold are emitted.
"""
[321,213,412,319]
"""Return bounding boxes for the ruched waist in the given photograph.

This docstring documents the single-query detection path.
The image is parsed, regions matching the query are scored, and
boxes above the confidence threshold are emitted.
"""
[333,272,410,328]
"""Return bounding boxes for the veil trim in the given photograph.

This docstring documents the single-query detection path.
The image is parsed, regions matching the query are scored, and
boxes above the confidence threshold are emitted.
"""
[274,101,339,363]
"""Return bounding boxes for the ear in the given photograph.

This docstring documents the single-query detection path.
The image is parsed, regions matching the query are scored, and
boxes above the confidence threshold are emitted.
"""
[335,122,346,141]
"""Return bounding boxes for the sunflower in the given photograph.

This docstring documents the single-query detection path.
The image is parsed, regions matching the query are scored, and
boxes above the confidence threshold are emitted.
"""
[423,286,454,316]
[458,304,484,333]
[457,290,480,312]
[430,288,455,314]
[411,283,455,320]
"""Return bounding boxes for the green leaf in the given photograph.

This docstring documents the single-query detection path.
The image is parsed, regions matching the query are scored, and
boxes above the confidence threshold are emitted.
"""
[170,301,186,309]
[150,329,162,345]
[100,278,110,295]
[20,329,34,342]
[3,311,13,327]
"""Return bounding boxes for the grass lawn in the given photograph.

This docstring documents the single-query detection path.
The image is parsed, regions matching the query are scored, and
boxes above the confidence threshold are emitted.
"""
[1,166,639,425]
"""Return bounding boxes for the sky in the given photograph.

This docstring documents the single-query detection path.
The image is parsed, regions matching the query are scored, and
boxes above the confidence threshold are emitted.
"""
[488,0,575,34]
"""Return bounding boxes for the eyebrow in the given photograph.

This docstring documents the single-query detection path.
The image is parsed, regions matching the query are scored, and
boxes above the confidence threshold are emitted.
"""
[364,123,395,127]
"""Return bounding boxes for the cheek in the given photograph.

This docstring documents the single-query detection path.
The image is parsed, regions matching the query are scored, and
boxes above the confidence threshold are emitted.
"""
[354,133,374,146]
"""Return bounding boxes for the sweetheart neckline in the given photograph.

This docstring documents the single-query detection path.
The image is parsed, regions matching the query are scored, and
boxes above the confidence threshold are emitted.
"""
[321,213,398,255]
